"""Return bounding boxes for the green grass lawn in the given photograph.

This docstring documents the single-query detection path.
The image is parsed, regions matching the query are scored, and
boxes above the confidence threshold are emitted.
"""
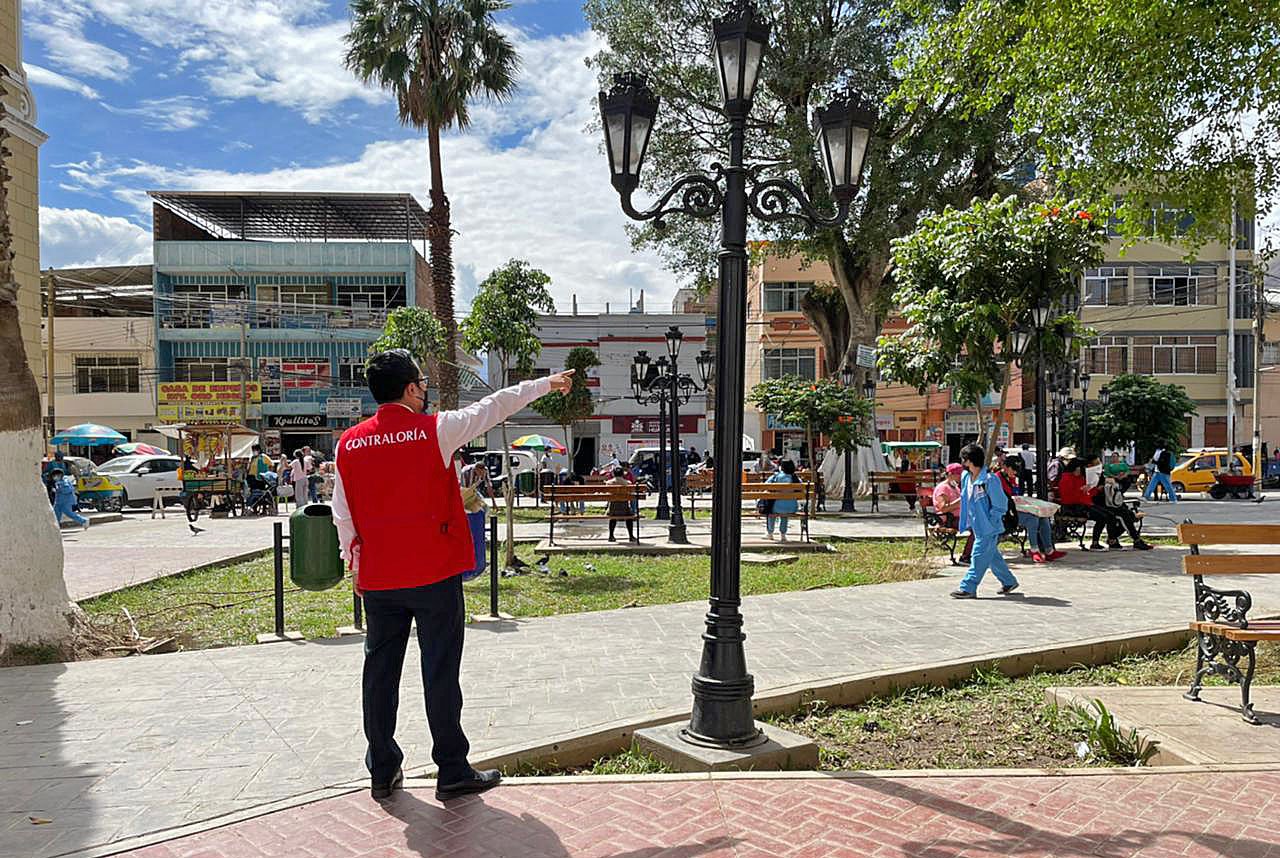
[81,539,940,651]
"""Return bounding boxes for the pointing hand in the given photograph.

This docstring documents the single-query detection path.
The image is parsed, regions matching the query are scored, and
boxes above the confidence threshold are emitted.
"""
[547,369,575,394]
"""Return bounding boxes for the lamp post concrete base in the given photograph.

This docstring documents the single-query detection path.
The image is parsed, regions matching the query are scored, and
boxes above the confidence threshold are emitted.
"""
[634,721,818,772]
[255,631,303,644]
[470,611,515,624]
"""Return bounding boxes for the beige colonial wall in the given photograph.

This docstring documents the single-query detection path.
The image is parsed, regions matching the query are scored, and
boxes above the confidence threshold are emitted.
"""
[1,0,48,394]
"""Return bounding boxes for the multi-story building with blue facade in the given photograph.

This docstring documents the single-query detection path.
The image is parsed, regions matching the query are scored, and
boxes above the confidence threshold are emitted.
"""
[150,191,435,457]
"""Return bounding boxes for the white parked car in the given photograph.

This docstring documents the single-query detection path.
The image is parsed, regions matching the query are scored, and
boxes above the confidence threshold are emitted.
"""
[95,455,182,507]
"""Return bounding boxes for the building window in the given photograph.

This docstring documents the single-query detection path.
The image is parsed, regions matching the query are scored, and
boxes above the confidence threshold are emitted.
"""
[173,357,231,382]
[337,357,367,388]
[258,357,331,402]
[166,283,247,328]
[1084,336,1128,375]
[1138,265,1217,306]
[1083,267,1128,306]
[1235,333,1255,388]
[762,281,811,313]
[1130,336,1217,375]
[763,348,817,380]
[74,356,140,393]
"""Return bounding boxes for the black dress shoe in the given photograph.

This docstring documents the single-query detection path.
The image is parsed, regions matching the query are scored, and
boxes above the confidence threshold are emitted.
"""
[435,769,501,801]
[371,768,403,800]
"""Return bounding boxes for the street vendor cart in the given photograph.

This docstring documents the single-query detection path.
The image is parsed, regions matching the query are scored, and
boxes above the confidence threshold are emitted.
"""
[156,423,259,522]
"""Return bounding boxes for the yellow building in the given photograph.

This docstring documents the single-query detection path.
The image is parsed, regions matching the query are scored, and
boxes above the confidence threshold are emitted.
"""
[1,0,48,405]
[1077,221,1256,449]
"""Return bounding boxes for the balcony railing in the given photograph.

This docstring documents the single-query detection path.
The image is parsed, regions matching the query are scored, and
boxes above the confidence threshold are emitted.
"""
[158,301,399,331]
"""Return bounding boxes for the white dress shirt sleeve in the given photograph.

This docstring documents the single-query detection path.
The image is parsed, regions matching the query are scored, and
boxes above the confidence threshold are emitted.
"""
[435,377,554,465]
[331,445,357,568]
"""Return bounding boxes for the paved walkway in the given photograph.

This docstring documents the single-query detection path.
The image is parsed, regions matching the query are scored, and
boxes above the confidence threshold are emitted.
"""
[118,769,1280,858]
[5,545,1280,857]
[64,494,1275,599]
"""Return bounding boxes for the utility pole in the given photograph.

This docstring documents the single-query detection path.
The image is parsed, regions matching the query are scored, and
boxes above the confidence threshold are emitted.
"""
[1227,192,1237,452]
[239,310,249,425]
[44,270,56,441]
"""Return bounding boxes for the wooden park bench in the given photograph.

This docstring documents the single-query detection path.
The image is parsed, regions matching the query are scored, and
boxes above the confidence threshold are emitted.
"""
[1180,523,1280,724]
[918,489,963,564]
[740,481,812,542]
[868,470,935,513]
[683,469,714,519]
[542,483,646,545]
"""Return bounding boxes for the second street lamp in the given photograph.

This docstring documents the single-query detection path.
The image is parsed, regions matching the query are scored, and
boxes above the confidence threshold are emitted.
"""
[600,0,875,749]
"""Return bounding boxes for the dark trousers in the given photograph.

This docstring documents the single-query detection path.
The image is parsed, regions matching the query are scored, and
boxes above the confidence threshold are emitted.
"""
[1084,499,1124,544]
[361,576,471,785]
[608,519,635,541]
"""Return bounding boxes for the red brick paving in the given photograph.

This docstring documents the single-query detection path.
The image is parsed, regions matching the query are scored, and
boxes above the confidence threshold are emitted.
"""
[119,770,1280,858]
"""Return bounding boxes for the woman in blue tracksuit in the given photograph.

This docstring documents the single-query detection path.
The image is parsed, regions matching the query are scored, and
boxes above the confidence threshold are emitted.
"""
[765,459,800,541]
[950,443,1019,599]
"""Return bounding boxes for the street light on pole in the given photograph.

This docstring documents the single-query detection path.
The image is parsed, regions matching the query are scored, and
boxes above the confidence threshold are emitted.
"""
[599,0,875,749]
[1029,300,1052,499]
[632,351,672,520]
[839,364,857,513]
[1080,370,1092,456]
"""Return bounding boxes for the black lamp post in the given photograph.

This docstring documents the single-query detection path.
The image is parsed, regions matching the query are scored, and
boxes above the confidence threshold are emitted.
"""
[632,350,672,521]
[600,0,875,749]
[663,325,708,544]
[1079,370,1092,456]
[839,364,857,512]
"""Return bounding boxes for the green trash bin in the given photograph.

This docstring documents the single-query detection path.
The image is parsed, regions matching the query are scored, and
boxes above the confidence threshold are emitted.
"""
[290,503,344,591]
[515,470,536,497]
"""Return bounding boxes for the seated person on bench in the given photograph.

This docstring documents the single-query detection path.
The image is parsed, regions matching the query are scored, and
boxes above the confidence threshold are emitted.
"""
[932,463,973,564]
[605,467,635,542]
[1059,457,1125,551]
[999,458,1064,563]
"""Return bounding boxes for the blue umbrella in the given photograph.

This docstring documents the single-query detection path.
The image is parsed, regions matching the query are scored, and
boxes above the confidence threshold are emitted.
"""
[49,423,128,446]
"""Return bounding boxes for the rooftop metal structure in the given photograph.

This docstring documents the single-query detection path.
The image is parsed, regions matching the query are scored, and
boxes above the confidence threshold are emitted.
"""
[41,265,154,316]
[149,191,431,242]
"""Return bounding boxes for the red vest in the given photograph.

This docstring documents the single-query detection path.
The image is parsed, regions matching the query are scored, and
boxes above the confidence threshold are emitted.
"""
[336,405,474,591]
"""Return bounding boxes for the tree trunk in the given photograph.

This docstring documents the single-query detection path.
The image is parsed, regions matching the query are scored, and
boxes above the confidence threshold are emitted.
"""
[565,421,574,475]
[0,121,78,658]
[986,359,1016,461]
[426,122,459,410]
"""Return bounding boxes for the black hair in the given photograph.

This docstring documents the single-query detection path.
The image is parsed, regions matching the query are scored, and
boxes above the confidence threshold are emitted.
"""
[366,349,423,404]
[959,443,985,468]
[612,466,626,479]
[780,459,797,475]
[252,444,261,453]
[1064,457,1086,475]
[293,449,303,460]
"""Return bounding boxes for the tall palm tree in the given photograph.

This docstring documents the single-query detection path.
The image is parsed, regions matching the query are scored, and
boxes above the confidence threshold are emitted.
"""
[0,104,77,658]
[345,0,519,409]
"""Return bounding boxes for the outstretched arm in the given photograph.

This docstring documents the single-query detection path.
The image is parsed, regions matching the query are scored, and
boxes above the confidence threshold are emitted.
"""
[435,370,574,465]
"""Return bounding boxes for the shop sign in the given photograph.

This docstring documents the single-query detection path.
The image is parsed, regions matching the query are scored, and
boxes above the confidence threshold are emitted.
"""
[765,415,803,431]
[874,414,894,430]
[157,402,246,423]
[325,397,362,418]
[895,413,920,427]
[612,415,700,435]
[158,381,261,404]
[267,414,325,429]
[855,344,877,368]
[263,429,281,457]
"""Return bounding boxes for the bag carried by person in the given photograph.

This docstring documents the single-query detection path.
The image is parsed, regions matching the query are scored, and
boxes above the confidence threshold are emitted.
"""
[756,498,775,515]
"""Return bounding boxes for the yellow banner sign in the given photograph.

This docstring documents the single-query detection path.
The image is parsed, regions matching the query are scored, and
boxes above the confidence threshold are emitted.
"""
[158,381,261,404]
[158,403,246,423]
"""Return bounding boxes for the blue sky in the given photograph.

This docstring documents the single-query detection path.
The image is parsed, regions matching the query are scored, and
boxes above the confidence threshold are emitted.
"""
[26,0,672,312]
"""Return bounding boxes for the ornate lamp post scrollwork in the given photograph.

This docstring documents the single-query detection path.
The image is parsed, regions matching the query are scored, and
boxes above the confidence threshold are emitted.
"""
[599,0,876,750]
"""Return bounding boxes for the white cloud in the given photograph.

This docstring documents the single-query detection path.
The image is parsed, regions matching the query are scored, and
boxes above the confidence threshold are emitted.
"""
[24,64,101,100]
[103,96,211,131]
[39,207,152,269]
[26,1,131,81]
[43,27,683,310]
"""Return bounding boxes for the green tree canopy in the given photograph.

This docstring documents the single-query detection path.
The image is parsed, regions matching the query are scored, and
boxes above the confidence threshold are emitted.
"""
[1062,374,1198,462]
[345,0,521,408]
[877,195,1105,453]
[585,0,1030,373]
[531,346,602,471]
[893,0,1280,253]
[747,375,873,462]
[369,306,448,371]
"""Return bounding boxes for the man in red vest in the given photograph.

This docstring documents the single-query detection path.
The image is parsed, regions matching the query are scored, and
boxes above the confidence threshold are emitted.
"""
[333,349,572,801]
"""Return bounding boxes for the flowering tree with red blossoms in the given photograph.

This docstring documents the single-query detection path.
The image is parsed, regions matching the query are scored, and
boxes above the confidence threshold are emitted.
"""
[878,194,1107,455]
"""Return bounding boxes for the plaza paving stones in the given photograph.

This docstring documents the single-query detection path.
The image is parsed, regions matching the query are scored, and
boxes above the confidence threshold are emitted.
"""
[1048,686,1280,767]
[7,544,1280,857]
[116,769,1280,858]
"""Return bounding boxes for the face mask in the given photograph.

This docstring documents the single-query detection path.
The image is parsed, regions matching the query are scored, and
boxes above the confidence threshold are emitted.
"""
[1086,465,1102,484]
